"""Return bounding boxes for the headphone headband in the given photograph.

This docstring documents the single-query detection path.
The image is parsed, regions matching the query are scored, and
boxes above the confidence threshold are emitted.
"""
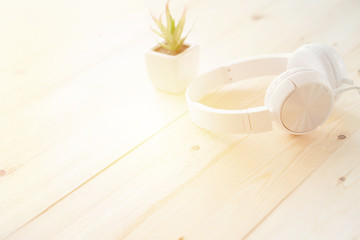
[186,54,290,134]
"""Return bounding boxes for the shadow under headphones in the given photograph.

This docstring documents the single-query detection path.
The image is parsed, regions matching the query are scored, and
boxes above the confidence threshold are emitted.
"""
[186,43,360,135]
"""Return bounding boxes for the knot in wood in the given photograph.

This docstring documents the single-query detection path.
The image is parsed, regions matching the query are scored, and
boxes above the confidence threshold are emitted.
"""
[337,135,346,140]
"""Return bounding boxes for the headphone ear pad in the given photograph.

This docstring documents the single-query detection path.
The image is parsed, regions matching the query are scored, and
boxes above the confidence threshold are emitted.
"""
[288,44,345,90]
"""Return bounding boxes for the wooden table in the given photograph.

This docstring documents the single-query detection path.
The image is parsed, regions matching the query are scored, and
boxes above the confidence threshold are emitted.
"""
[1,0,360,239]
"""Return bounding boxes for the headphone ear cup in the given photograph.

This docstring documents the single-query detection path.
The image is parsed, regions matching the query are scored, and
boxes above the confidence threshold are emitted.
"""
[288,43,346,90]
[266,68,334,135]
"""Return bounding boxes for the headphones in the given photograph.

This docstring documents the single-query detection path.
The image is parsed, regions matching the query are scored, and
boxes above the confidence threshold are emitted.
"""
[186,43,360,135]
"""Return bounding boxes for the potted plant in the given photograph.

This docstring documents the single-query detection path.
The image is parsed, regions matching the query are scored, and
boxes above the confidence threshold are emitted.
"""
[145,1,199,94]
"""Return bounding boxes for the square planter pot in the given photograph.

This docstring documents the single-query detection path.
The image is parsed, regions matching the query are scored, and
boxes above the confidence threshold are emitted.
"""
[145,44,200,94]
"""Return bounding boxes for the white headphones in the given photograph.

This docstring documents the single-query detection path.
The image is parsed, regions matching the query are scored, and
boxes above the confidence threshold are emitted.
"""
[186,43,360,135]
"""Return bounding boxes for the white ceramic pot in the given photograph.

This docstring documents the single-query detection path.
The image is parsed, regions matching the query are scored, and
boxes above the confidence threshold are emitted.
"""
[145,44,200,94]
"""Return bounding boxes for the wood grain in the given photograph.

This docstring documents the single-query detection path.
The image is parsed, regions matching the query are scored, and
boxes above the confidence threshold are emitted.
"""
[1,0,360,239]
[246,129,360,240]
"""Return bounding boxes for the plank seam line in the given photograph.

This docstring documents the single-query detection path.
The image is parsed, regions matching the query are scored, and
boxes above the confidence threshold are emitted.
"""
[5,110,188,239]
[0,32,147,118]
[241,134,349,240]
[119,136,243,239]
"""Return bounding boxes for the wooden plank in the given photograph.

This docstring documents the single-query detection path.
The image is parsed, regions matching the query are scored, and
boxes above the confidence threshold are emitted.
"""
[0,42,188,238]
[0,0,295,236]
[245,129,360,240]
[6,86,360,239]
[0,0,280,236]
[1,0,360,239]
[6,40,360,239]
[0,0,141,70]
[0,8,148,116]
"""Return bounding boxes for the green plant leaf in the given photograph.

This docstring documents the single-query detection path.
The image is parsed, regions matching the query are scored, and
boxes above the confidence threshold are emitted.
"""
[150,0,193,53]
[175,37,187,51]
[151,14,166,36]
[165,2,173,33]
[170,17,175,35]
[173,10,186,45]
[150,27,165,39]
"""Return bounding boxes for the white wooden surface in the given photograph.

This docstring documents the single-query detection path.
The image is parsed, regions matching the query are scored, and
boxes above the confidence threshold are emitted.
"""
[1,0,360,239]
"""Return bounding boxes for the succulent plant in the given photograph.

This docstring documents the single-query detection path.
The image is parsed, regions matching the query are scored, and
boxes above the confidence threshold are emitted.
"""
[150,1,191,54]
